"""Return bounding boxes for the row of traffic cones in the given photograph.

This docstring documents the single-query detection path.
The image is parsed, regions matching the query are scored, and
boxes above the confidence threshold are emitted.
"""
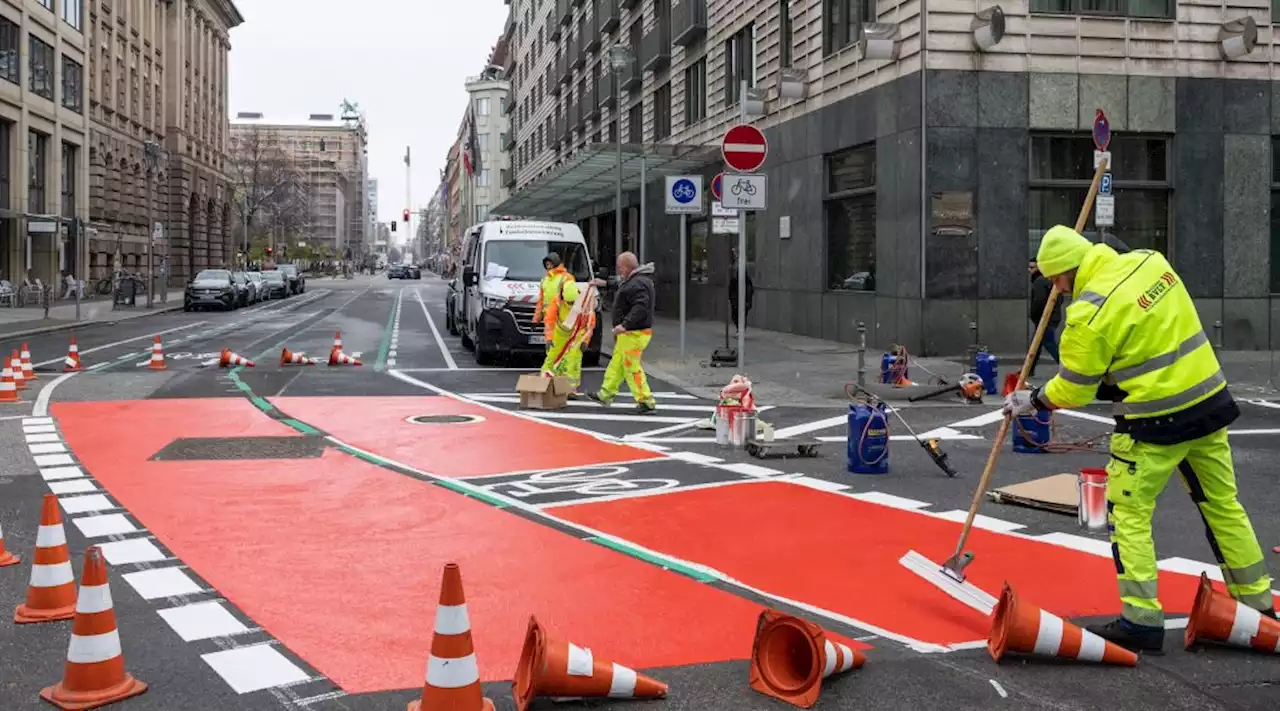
[279,332,362,366]
[2,495,147,709]
[1,343,39,403]
[989,578,1280,666]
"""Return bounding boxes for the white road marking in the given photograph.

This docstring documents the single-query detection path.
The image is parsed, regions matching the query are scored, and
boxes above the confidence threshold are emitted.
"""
[663,451,724,465]
[713,462,784,478]
[72,513,137,537]
[32,371,80,418]
[539,478,776,508]
[772,415,849,439]
[22,416,53,425]
[1055,409,1114,425]
[99,538,167,565]
[466,394,717,413]
[33,322,209,367]
[201,644,311,694]
[627,419,705,439]
[461,391,699,401]
[414,287,457,370]
[47,479,97,495]
[1163,618,1190,630]
[24,424,56,433]
[525,411,698,424]
[1158,557,1224,581]
[1243,398,1280,410]
[816,429,982,443]
[29,442,67,454]
[41,465,84,481]
[790,476,852,492]
[1229,428,1280,435]
[122,567,204,600]
[25,432,60,443]
[946,409,1007,428]
[33,453,75,467]
[636,436,716,443]
[932,510,1026,532]
[845,491,931,510]
[158,600,250,641]
[395,366,607,372]
[1033,532,1113,557]
[990,680,1008,699]
[59,494,117,514]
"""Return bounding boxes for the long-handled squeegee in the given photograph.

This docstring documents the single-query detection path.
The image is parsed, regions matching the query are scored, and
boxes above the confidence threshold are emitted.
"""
[898,155,1111,615]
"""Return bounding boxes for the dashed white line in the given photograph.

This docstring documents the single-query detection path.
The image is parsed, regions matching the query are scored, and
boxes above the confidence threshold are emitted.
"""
[159,600,251,641]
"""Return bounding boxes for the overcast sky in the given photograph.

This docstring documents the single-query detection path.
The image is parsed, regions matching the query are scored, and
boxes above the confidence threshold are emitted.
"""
[226,0,509,226]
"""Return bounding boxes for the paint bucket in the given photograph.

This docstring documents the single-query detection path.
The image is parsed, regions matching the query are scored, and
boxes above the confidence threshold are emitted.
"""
[715,405,734,447]
[730,411,756,447]
[1078,468,1108,532]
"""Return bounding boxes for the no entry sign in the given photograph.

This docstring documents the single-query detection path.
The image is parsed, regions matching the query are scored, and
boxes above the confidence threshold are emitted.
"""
[721,124,768,172]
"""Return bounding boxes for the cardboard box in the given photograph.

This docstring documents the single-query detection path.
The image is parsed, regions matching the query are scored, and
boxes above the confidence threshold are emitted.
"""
[516,373,573,410]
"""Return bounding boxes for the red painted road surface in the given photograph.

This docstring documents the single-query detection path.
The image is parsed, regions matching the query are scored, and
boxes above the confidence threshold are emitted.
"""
[271,395,663,478]
[52,399,769,693]
[550,482,1270,647]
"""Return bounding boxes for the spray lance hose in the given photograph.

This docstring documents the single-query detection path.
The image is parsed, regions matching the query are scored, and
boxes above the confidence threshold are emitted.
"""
[845,383,958,478]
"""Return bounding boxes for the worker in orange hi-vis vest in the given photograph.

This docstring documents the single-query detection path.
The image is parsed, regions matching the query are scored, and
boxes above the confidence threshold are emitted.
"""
[534,253,584,393]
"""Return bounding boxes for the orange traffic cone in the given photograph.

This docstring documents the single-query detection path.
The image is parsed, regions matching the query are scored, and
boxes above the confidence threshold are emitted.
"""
[280,347,318,366]
[21,342,37,381]
[219,349,255,368]
[0,519,19,566]
[748,610,864,708]
[328,347,362,366]
[1185,572,1280,654]
[11,349,27,390]
[15,494,78,624]
[0,358,18,403]
[148,336,166,371]
[1002,372,1019,396]
[40,546,148,710]
[332,331,343,351]
[64,336,82,372]
[408,563,494,711]
[514,615,668,711]
[988,583,1138,665]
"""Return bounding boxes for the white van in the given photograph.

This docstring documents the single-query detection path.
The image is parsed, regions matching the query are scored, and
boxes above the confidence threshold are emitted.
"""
[457,219,602,366]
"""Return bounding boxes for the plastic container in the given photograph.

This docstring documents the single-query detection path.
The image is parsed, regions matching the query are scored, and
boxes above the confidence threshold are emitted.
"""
[975,351,1000,395]
[1078,468,1108,531]
[880,352,907,385]
[847,402,890,474]
[1012,409,1052,453]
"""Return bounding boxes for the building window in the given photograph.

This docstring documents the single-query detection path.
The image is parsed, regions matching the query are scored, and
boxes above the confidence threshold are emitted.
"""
[724,24,755,106]
[499,131,507,147]
[1030,0,1172,20]
[61,56,83,113]
[654,82,671,141]
[628,102,642,144]
[29,130,48,214]
[1028,133,1170,256]
[29,36,55,101]
[0,121,10,211]
[61,0,84,30]
[826,143,876,292]
[780,0,794,67]
[476,97,490,116]
[0,17,18,85]
[499,96,507,115]
[35,0,53,10]
[824,0,874,55]
[683,58,706,126]
[477,169,490,187]
[61,142,76,219]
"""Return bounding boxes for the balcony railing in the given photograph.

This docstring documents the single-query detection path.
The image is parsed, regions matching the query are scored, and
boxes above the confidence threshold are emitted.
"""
[547,65,561,96]
[595,0,619,34]
[585,14,602,51]
[641,22,671,72]
[617,50,640,91]
[558,0,572,26]
[598,70,616,110]
[560,107,572,142]
[559,52,573,83]
[672,0,706,47]
[584,80,600,119]
[571,31,585,70]
[548,7,562,41]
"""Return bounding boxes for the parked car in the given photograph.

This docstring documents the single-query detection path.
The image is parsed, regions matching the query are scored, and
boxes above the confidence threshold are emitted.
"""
[231,271,255,307]
[387,264,407,279]
[245,271,265,303]
[278,264,304,295]
[404,264,421,279]
[184,269,237,312]
[445,277,460,335]
[260,270,289,299]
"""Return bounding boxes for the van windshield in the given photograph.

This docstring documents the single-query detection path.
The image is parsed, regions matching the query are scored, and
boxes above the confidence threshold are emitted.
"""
[483,240,590,282]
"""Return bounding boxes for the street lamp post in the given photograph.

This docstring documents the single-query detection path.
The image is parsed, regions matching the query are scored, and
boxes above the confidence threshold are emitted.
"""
[607,44,633,267]
[143,141,166,309]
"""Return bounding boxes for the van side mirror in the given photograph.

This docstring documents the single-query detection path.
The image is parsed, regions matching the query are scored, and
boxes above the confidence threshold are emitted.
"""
[463,267,477,286]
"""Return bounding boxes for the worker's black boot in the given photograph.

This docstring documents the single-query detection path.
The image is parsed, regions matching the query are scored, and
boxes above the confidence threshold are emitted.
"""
[1085,618,1165,655]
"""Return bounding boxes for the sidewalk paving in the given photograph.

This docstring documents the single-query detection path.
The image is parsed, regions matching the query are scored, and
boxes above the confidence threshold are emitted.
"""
[0,289,186,339]
[599,313,1280,406]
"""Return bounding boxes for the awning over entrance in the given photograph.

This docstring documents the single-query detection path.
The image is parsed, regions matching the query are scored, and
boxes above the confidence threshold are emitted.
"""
[492,142,719,219]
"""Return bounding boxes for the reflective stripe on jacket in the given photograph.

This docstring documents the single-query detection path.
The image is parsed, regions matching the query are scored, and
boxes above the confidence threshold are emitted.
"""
[1043,245,1226,423]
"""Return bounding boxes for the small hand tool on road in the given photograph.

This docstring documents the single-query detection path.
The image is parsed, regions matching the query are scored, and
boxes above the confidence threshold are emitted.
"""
[900,155,1109,608]
[907,373,985,404]
[847,383,957,477]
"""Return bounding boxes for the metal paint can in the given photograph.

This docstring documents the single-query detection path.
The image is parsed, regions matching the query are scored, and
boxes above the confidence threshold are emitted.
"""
[730,411,756,447]
[715,405,732,447]
[1078,468,1108,531]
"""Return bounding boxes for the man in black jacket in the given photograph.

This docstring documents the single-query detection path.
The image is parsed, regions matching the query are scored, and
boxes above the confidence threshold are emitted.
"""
[1028,260,1062,377]
[587,251,658,413]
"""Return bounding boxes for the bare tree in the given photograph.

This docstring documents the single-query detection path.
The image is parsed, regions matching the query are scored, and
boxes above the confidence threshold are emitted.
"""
[229,126,311,255]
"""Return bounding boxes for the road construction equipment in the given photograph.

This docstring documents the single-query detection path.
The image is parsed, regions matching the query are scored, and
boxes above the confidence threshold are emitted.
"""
[847,383,957,478]
[15,494,77,623]
[513,615,667,711]
[1185,572,1280,654]
[749,610,865,708]
[989,582,1138,666]
[0,520,18,566]
[408,563,494,711]
[63,336,82,372]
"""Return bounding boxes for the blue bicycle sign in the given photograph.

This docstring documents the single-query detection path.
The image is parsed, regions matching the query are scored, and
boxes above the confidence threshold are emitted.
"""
[665,176,703,214]
[672,178,697,203]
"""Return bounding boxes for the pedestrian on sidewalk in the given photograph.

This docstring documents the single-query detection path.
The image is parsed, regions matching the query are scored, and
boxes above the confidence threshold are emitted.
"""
[1005,225,1275,655]
[534,253,584,394]
[588,252,658,414]
[1027,260,1062,378]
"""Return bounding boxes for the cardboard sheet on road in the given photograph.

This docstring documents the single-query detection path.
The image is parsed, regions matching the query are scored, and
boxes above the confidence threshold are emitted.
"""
[989,473,1079,516]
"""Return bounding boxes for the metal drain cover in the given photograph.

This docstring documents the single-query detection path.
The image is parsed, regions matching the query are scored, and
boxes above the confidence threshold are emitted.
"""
[406,414,485,425]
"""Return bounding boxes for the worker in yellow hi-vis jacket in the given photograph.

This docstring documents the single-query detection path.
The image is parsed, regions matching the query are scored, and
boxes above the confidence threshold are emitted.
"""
[1004,225,1275,655]
[533,253,583,392]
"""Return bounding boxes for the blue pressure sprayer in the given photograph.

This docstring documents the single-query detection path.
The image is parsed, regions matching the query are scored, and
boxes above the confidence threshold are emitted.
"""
[845,384,958,478]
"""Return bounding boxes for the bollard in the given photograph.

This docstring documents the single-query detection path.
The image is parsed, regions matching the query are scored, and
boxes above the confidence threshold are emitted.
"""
[856,321,867,386]
[965,321,980,369]
[1213,320,1223,349]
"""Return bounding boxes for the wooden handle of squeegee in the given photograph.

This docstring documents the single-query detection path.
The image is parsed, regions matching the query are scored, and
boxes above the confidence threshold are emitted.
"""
[948,157,1110,558]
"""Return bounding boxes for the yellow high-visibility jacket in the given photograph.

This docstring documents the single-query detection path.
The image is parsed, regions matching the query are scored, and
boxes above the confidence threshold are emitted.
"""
[534,267,579,338]
[1043,244,1235,443]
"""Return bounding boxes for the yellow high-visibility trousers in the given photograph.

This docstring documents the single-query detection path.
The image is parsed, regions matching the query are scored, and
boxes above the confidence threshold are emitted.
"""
[598,329,653,405]
[1105,427,1273,627]
[539,324,583,390]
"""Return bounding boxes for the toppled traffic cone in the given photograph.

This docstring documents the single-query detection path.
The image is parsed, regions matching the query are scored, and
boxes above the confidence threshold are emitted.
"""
[15,494,77,623]
[64,336,82,372]
[148,336,166,371]
[1185,572,1280,654]
[280,348,318,366]
[408,563,494,711]
[21,342,36,381]
[11,349,26,390]
[1002,372,1019,396]
[988,583,1138,665]
[748,610,863,708]
[329,347,361,366]
[40,546,148,710]
[514,615,668,711]
[0,519,19,566]
[0,358,19,403]
[219,349,255,368]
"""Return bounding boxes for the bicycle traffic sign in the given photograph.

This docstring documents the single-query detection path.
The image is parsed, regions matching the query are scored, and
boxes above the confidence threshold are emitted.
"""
[665,175,704,215]
[721,174,767,211]
[722,125,768,172]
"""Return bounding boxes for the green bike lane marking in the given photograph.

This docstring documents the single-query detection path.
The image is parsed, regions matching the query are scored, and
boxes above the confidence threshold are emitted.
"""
[374,287,401,371]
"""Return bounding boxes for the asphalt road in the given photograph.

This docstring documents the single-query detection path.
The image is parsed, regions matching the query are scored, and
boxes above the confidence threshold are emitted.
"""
[0,274,1277,711]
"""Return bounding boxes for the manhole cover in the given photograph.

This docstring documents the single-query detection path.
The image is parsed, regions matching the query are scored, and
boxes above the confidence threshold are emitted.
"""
[406,414,485,425]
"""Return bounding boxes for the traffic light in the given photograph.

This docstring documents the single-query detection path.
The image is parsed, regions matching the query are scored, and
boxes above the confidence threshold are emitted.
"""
[403,209,410,222]
[390,221,397,233]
